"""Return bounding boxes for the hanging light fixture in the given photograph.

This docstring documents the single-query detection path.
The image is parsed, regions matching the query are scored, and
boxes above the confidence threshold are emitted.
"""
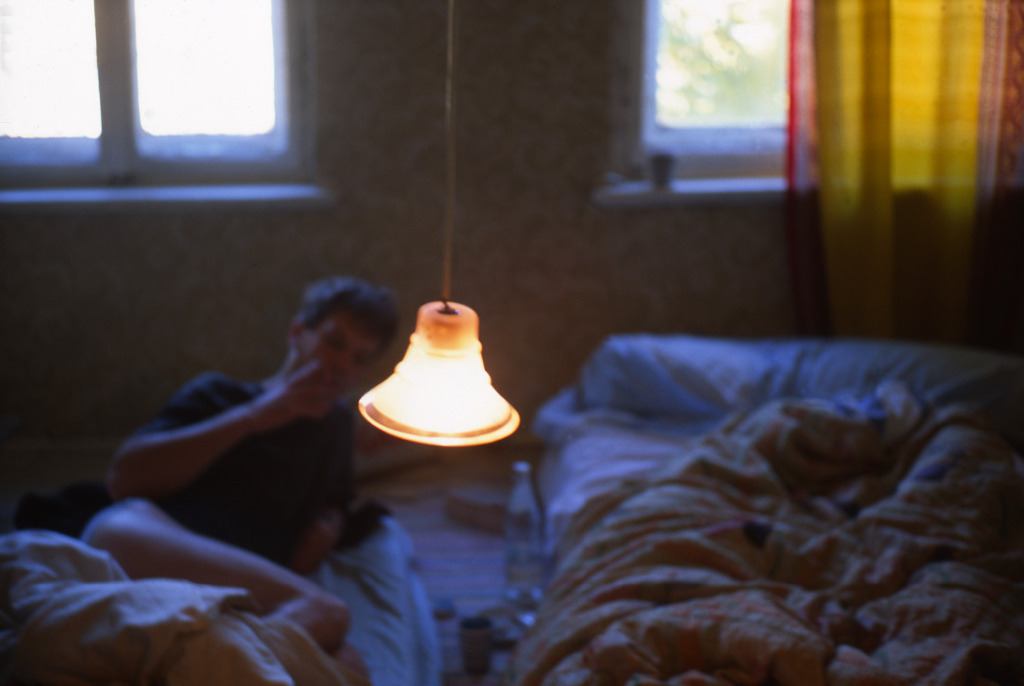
[358,0,519,447]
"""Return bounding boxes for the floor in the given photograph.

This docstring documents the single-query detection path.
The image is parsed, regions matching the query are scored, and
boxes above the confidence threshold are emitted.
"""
[360,443,542,685]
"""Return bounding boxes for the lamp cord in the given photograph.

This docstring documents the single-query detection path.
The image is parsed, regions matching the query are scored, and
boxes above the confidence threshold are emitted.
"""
[441,0,457,305]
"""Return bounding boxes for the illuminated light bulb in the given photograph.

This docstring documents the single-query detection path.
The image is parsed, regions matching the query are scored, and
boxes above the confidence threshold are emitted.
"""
[358,301,519,447]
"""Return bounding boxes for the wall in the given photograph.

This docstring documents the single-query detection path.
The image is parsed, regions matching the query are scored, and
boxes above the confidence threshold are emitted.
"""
[0,0,795,452]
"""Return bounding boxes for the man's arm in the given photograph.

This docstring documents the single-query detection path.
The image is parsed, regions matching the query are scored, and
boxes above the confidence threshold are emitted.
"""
[107,403,260,500]
[107,359,341,500]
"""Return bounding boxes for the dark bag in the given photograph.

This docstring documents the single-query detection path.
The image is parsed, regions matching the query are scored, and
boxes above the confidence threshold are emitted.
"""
[14,481,113,538]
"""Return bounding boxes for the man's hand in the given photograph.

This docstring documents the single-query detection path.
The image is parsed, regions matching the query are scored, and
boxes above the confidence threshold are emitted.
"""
[288,507,346,574]
[248,359,340,432]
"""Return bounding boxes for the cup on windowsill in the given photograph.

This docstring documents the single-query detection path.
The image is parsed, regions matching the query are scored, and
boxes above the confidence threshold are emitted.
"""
[650,152,677,189]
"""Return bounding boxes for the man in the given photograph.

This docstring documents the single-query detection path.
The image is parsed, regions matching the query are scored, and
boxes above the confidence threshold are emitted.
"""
[82,276,399,677]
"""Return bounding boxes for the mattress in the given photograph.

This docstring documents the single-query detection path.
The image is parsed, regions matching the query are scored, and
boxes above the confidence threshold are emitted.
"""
[512,335,1024,685]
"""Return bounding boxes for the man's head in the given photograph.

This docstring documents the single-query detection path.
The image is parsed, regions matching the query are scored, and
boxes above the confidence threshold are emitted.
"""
[285,276,400,397]
[296,276,399,348]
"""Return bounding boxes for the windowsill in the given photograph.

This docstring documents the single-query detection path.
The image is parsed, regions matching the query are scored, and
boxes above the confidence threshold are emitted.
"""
[591,177,786,209]
[0,183,336,213]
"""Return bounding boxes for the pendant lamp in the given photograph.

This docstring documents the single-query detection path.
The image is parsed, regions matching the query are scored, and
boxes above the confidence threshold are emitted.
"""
[358,0,519,447]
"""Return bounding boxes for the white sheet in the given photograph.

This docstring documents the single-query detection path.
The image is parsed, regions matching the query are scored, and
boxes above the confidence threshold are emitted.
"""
[536,421,698,557]
[310,516,441,686]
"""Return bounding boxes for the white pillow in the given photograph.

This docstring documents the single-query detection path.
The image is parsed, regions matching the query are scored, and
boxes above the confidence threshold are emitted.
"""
[574,334,769,421]
[543,334,1024,452]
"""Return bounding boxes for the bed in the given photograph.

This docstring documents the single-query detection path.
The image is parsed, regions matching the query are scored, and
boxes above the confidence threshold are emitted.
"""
[0,507,440,686]
[507,335,1024,685]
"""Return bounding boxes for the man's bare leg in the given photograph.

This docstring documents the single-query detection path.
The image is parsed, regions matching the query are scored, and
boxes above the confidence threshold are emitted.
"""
[82,498,365,676]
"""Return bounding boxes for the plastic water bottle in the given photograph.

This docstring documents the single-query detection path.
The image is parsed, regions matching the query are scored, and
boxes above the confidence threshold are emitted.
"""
[504,460,545,610]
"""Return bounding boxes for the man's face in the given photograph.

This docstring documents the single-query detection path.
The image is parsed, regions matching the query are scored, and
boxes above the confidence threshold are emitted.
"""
[288,310,384,398]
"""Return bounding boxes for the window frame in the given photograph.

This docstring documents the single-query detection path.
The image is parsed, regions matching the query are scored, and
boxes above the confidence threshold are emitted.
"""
[603,0,788,199]
[0,0,317,192]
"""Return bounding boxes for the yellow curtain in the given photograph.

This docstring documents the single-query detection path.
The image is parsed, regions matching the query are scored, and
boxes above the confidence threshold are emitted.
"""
[815,0,986,342]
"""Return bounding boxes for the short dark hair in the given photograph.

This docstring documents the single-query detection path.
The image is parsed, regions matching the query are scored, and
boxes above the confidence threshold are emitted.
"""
[297,276,399,350]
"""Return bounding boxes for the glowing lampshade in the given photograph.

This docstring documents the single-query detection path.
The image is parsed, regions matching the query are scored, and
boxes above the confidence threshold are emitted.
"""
[358,301,519,447]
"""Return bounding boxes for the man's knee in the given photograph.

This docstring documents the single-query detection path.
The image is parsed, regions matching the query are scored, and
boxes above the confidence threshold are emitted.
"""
[81,498,164,550]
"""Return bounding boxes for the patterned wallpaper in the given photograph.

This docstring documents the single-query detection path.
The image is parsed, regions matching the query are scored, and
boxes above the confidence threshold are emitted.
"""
[0,0,795,445]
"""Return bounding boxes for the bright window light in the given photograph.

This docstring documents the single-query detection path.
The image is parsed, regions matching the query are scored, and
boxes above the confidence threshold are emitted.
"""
[655,0,789,130]
[1,0,299,182]
[133,0,278,137]
[0,0,101,139]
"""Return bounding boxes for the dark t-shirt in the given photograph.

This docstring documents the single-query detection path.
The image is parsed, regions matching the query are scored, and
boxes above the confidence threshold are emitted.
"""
[139,372,355,565]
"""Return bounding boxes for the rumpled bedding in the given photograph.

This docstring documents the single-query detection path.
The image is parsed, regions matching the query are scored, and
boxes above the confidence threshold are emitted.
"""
[0,530,367,686]
[507,384,1024,685]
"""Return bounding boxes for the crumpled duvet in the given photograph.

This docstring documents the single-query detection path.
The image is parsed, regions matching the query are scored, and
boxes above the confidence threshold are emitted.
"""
[0,530,366,686]
[507,384,1024,685]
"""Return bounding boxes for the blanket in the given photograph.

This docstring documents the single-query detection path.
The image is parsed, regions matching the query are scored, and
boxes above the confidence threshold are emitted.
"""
[0,530,367,686]
[507,384,1024,685]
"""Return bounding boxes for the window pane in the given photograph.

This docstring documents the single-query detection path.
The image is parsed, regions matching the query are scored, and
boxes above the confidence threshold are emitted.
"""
[133,0,278,138]
[657,0,788,129]
[0,0,101,141]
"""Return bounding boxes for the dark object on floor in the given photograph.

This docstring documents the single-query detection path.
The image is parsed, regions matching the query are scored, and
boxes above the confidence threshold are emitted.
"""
[14,481,113,538]
[337,500,392,549]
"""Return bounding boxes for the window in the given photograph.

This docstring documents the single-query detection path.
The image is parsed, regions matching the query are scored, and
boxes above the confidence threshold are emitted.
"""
[0,0,314,193]
[605,0,790,196]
